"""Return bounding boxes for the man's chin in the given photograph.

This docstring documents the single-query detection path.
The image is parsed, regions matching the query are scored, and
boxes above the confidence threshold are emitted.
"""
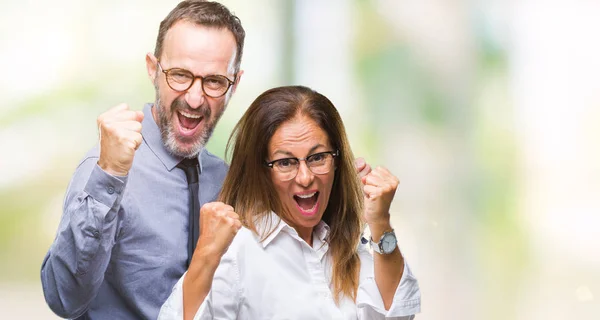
[164,135,205,158]
[178,143,203,157]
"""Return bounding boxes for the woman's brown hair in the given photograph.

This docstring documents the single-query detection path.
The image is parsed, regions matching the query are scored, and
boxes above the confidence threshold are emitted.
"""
[219,85,363,302]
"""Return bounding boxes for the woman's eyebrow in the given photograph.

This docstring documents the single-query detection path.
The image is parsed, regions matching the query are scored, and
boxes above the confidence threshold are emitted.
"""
[272,143,325,158]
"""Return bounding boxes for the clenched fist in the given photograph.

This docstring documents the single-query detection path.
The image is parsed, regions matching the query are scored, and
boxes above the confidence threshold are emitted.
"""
[195,202,242,261]
[361,166,399,226]
[182,202,242,319]
[97,103,144,176]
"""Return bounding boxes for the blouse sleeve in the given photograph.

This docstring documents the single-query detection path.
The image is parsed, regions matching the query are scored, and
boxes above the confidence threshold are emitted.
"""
[158,247,242,320]
[356,244,421,319]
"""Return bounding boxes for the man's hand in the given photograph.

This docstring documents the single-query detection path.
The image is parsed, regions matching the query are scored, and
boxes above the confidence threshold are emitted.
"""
[194,202,242,265]
[97,103,144,176]
[361,166,399,226]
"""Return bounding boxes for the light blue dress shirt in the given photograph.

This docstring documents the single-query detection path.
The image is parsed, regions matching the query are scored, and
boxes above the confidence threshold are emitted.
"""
[41,103,228,319]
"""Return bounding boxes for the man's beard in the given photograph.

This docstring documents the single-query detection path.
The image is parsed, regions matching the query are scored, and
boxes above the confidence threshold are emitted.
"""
[154,93,225,159]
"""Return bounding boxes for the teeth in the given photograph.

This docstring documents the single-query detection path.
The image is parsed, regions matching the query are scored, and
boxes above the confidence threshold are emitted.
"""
[300,202,318,213]
[296,192,316,199]
[179,110,201,119]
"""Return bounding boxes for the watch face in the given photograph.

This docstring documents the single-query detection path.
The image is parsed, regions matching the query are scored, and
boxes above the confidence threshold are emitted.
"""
[381,233,397,253]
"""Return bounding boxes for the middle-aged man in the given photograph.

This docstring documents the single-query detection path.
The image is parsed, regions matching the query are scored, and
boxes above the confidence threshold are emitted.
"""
[41,1,247,319]
[41,1,372,319]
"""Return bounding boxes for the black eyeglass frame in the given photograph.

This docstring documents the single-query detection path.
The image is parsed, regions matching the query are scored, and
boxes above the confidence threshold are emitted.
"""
[265,150,340,180]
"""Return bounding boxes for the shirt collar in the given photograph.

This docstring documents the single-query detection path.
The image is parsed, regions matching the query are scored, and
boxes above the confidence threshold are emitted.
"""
[142,103,204,173]
[257,211,331,248]
[313,220,331,243]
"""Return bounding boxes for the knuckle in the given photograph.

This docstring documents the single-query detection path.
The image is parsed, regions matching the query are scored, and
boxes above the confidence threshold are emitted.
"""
[99,119,108,130]
[127,141,136,150]
[201,202,215,213]
[215,210,226,218]
[125,110,137,119]
[117,133,128,144]
[227,218,236,227]
[214,201,225,208]
[105,123,118,134]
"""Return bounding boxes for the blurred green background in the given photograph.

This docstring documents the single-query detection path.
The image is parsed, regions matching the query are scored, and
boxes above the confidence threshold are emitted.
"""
[1,0,599,318]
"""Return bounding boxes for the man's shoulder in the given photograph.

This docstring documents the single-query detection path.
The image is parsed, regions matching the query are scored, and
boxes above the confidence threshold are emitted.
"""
[200,149,229,171]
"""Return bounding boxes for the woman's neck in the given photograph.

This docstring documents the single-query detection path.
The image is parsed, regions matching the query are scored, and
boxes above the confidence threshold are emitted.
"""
[296,226,313,247]
[280,216,314,247]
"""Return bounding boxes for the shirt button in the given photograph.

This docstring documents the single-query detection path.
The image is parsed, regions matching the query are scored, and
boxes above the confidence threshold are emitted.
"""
[92,229,100,239]
[107,186,115,194]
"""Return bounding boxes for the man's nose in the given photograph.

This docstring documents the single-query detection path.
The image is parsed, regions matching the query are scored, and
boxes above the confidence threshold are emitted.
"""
[185,78,205,109]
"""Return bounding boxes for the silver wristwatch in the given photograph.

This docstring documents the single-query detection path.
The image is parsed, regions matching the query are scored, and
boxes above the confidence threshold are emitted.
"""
[370,229,397,255]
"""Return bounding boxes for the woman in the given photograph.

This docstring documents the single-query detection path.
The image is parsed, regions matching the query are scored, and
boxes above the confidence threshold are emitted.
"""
[159,86,421,319]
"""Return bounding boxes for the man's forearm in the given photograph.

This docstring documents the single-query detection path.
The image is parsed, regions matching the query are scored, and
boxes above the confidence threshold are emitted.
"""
[41,163,125,318]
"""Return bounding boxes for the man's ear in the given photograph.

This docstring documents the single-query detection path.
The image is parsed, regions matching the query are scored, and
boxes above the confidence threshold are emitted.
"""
[146,53,158,83]
[231,70,244,94]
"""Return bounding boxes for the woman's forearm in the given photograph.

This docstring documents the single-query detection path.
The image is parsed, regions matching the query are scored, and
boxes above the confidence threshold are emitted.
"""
[182,248,221,320]
[370,221,404,310]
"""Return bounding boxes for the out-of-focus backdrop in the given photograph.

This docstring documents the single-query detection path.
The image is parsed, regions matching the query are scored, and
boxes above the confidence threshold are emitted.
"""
[1,0,599,319]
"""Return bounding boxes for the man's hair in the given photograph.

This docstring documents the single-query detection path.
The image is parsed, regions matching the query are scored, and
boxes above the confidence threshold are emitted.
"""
[219,86,364,303]
[154,0,245,73]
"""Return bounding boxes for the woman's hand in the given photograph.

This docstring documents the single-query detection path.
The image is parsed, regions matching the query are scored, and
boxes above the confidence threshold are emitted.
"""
[363,167,404,311]
[195,202,242,265]
[183,202,242,320]
[361,166,399,226]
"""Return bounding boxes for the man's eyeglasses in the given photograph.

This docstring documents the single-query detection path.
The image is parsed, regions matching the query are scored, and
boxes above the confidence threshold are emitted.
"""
[265,150,339,181]
[157,61,235,98]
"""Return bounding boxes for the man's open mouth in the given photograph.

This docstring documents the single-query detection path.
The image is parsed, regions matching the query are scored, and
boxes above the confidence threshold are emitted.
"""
[177,110,203,131]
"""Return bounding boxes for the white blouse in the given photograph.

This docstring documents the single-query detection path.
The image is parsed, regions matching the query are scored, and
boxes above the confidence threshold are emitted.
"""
[158,213,421,319]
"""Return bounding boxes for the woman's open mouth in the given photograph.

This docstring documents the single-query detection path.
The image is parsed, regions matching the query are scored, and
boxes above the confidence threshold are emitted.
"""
[293,191,320,216]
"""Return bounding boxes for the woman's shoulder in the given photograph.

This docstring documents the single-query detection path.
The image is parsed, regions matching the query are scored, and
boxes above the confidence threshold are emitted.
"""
[227,226,262,253]
[219,227,266,274]
[236,226,257,241]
